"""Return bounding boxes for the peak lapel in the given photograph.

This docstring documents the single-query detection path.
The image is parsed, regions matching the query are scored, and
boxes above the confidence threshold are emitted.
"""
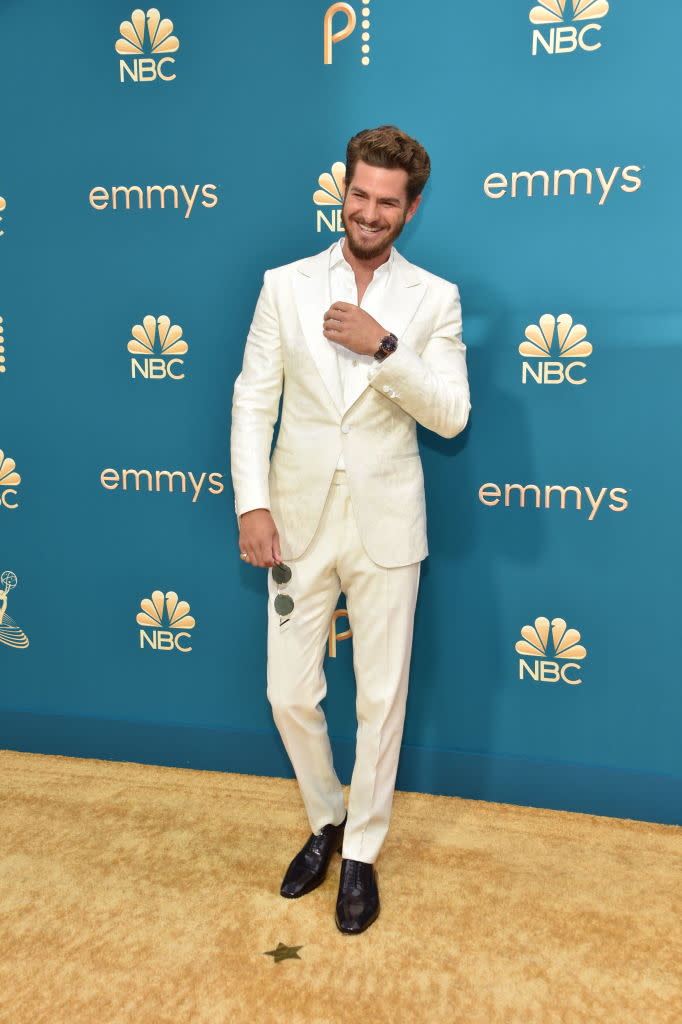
[292,248,344,416]
[382,250,427,341]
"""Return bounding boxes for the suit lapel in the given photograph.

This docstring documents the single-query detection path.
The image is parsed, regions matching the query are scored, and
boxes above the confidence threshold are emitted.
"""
[292,246,344,416]
[380,248,428,340]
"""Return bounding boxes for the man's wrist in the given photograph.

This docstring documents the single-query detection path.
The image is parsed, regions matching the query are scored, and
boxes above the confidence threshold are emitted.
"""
[239,506,270,521]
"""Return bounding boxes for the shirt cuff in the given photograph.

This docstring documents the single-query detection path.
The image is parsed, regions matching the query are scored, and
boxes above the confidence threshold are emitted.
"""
[366,358,383,382]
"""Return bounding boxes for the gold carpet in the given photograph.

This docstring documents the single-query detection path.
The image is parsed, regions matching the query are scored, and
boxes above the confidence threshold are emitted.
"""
[0,750,680,1024]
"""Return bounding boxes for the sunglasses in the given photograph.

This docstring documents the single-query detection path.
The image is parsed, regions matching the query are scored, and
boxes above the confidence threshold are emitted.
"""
[272,562,294,617]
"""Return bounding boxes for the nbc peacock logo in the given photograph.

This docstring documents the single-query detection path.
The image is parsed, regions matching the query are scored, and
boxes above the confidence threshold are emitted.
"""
[128,315,188,380]
[116,8,179,83]
[314,161,345,233]
[137,590,195,652]
[519,314,593,385]
[0,571,29,649]
[0,450,21,509]
[530,0,608,55]
[516,616,586,684]
[0,195,6,236]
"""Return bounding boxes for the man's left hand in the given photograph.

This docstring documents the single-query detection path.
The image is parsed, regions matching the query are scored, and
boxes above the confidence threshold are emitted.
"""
[323,303,386,356]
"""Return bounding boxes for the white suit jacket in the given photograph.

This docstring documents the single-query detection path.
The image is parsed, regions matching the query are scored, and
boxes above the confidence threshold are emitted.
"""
[230,243,470,568]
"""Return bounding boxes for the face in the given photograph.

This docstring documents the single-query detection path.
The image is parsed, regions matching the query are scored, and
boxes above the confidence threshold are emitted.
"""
[341,160,421,261]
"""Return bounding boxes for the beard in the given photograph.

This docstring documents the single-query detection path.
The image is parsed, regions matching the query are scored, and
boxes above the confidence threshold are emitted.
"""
[341,203,407,260]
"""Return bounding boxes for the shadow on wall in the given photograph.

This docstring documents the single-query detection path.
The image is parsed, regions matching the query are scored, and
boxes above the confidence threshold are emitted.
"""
[401,280,543,798]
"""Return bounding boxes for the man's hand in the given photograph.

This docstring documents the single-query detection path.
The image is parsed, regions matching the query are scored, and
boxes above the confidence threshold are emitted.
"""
[323,302,386,356]
[239,508,281,568]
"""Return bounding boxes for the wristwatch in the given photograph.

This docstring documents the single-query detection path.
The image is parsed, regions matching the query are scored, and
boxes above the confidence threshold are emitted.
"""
[374,332,398,362]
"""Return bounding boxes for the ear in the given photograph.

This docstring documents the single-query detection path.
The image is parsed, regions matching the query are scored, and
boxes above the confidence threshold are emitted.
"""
[341,177,347,197]
[405,193,422,224]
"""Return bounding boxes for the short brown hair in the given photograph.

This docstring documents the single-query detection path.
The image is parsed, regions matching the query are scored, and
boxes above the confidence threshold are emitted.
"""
[345,125,431,205]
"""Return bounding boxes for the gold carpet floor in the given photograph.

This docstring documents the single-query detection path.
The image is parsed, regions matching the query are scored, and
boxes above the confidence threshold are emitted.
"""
[0,750,680,1024]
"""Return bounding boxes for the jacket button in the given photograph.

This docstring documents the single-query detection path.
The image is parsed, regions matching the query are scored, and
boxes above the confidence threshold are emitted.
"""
[341,425,350,434]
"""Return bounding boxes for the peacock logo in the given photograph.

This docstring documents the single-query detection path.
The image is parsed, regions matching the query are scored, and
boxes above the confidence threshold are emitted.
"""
[519,314,592,385]
[314,162,346,233]
[0,450,21,509]
[530,0,608,23]
[127,315,188,380]
[0,571,29,649]
[530,0,608,54]
[116,7,179,52]
[116,8,180,82]
[137,590,195,652]
[516,616,586,684]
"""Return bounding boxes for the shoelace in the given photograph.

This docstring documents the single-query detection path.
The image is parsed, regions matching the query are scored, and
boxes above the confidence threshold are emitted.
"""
[308,833,328,856]
[342,858,367,892]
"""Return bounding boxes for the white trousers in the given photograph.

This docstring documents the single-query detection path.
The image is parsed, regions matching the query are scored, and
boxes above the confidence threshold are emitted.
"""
[266,469,421,864]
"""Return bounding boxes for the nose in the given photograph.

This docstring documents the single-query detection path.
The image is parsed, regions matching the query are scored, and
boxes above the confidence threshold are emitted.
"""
[363,198,380,223]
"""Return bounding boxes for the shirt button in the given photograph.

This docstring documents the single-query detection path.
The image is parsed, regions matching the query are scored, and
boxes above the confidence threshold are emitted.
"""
[383,385,390,393]
[341,425,350,434]
[352,360,358,367]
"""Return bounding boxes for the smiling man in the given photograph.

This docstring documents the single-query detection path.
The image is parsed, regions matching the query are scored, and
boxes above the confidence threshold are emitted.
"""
[230,125,470,934]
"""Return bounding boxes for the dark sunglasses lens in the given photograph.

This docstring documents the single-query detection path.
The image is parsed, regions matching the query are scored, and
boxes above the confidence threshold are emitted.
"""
[272,562,292,585]
[274,593,294,616]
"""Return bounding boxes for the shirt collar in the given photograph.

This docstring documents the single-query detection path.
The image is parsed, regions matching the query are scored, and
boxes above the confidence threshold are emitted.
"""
[329,238,395,277]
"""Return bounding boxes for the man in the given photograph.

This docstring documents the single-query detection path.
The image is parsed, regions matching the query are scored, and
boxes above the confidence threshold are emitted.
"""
[230,125,470,934]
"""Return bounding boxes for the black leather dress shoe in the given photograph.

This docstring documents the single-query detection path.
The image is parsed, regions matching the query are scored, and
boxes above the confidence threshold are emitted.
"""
[335,858,380,934]
[280,815,347,899]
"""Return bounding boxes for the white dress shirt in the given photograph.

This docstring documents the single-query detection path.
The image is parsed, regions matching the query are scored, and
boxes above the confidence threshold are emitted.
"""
[328,238,394,469]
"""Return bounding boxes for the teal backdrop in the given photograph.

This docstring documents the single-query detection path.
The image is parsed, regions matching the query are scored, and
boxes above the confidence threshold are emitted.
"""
[1,0,680,824]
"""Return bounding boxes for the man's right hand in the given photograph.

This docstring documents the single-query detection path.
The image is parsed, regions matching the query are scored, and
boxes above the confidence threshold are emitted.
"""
[238,508,282,568]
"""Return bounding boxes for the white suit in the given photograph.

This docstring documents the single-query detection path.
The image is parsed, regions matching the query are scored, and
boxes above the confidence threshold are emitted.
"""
[231,242,470,863]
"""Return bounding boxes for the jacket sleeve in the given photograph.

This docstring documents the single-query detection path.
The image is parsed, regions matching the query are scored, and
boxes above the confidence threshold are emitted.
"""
[230,270,283,518]
[367,282,470,439]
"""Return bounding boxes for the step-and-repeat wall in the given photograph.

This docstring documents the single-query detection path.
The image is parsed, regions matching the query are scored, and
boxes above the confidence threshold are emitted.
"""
[1,1,680,823]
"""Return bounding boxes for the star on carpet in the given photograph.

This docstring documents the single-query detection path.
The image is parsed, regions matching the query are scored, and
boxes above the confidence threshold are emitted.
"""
[264,942,304,963]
